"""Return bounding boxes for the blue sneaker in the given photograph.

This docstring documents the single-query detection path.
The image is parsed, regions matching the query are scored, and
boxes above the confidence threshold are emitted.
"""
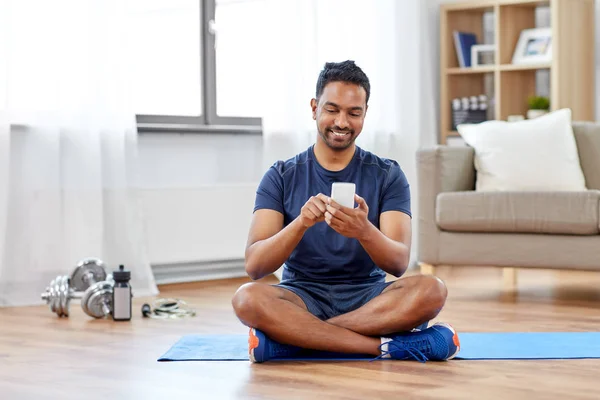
[377,322,460,362]
[413,320,429,331]
[248,328,302,363]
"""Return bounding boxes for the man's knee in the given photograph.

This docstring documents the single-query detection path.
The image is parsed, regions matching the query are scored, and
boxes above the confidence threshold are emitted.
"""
[231,282,270,325]
[416,275,448,319]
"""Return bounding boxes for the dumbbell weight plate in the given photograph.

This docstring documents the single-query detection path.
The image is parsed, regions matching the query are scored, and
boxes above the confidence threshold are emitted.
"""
[59,275,70,316]
[52,276,65,316]
[45,277,60,315]
[41,275,71,317]
[70,258,107,292]
[81,281,113,318]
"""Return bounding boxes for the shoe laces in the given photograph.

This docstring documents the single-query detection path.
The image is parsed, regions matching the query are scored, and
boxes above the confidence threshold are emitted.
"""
[373,337,432,363]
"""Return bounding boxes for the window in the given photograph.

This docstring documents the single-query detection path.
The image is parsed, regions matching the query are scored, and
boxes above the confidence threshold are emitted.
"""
[127,0,262,133]
[215,0,267,119]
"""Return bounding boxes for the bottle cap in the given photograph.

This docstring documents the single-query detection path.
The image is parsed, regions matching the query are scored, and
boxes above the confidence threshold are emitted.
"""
[113,264,131,282]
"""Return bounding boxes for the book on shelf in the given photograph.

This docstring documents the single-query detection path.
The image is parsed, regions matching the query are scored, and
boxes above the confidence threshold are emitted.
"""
[453,31,477,68]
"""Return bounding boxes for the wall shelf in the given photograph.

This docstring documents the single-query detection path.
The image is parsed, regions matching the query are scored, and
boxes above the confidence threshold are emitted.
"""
[498,63,551,71]
[447,66,496,74]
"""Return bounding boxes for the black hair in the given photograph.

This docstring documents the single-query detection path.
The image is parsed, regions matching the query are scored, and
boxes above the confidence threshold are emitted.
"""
[315,60,370,104]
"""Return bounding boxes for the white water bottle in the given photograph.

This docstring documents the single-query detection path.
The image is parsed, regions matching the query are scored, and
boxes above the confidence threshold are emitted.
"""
[112,265,132,321]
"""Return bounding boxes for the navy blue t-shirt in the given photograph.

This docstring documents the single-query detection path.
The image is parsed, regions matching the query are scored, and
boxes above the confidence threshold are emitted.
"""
[254,145,411,284]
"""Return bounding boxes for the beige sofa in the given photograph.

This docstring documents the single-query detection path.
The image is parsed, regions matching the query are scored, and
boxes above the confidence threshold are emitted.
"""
[416,121,600,287]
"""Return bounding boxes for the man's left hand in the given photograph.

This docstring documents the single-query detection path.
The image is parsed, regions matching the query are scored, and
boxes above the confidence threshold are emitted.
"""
[325,194,372,240]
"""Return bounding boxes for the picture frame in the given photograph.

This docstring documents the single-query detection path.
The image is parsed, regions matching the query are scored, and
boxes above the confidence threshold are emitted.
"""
[471,44,496,68]
[512,27,552,65]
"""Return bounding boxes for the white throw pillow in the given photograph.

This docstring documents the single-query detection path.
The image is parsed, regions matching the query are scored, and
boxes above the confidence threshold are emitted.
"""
[457,108,587,191]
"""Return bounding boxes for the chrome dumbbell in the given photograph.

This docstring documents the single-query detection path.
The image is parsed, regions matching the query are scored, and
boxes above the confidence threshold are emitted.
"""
[40,276,112,318]
[70,258,109,292]
[41,257,114,318]
[72,258,113,318]
[41,275,81,317]
[80,280,113,318]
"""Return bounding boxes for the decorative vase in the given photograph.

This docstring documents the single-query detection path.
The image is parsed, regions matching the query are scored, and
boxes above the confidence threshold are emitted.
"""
[527,109,548,119]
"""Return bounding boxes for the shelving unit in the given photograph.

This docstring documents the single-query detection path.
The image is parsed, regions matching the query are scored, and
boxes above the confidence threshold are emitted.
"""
[439,0,595,144]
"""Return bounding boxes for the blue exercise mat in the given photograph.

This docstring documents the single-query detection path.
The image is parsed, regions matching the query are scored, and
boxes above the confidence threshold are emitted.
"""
[158,332,600,362]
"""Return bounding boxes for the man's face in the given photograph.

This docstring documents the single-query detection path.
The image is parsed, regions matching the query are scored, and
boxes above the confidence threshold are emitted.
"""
[311,81,368,151]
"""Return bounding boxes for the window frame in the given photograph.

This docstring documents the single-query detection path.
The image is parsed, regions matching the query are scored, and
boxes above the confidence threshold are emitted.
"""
[136,0,262,134]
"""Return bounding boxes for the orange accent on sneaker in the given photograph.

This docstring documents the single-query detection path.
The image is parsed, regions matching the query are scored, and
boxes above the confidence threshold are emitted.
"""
[453,331,461,348]
[248,328,260,354]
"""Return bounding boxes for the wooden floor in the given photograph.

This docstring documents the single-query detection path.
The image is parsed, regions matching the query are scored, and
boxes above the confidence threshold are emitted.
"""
[1,266,600,400]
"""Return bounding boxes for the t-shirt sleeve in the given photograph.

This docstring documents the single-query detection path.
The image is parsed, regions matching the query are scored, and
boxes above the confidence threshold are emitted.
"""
[254,164,284,214]
[380,162,411,217]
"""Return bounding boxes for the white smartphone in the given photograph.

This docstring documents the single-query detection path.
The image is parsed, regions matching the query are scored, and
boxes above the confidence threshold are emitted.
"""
[331,182,356,209]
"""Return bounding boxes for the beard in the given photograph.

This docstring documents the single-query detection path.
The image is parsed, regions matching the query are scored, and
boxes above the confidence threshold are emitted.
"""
[318,126,356,151]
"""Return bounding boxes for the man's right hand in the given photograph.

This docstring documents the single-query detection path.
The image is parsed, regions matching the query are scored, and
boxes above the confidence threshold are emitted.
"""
[245,193,329,280]
[299,193,329,228]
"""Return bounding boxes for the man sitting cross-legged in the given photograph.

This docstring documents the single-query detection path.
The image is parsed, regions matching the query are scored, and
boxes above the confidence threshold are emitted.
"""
[231,60,460,363]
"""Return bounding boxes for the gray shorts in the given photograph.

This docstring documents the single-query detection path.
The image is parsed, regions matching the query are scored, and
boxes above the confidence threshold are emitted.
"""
[274,279,394,320]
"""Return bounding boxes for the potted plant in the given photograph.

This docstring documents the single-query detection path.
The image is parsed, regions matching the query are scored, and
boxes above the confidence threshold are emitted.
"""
[527,96,550,119]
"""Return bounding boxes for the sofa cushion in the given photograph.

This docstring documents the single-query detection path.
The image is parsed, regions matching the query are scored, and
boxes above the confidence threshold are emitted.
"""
[572,122,600,190]
[456,109,587,192]
[436,191,600,235]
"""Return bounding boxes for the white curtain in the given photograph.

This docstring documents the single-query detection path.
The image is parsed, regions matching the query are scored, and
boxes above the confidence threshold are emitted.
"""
[260,0,439,266]
[0,0,158,306]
